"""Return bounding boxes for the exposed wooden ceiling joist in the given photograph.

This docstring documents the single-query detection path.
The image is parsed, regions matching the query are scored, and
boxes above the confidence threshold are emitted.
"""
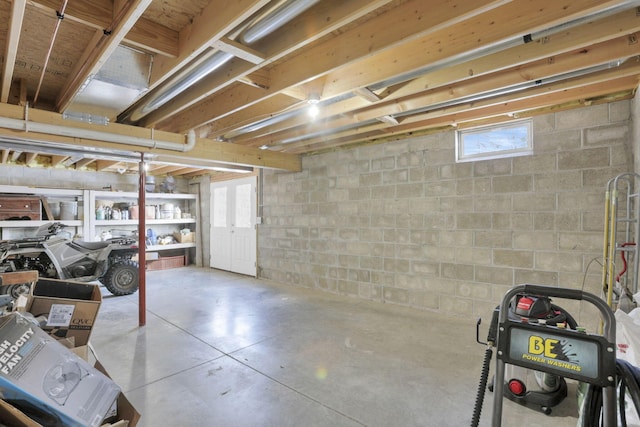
[0,0,638,175]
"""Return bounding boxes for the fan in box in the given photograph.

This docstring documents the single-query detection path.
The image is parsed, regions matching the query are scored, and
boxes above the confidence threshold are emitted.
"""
[43,361,88,406]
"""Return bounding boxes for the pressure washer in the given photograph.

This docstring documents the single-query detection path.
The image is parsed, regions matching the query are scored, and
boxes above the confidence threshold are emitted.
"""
[471,284,618,427]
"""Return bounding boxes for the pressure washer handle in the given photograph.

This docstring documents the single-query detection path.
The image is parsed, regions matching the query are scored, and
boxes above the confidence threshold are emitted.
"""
[518,284,615,341]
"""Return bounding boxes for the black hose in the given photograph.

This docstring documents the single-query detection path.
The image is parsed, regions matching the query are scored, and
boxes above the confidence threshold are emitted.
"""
[580,359,640,426]
[471,347,492,427]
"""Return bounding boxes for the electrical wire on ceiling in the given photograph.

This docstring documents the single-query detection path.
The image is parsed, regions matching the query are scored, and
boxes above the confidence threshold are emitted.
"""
[33,0,68,105]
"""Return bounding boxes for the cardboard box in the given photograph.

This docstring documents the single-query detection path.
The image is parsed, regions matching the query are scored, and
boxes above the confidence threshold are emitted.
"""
[0,362,140,427]
[146,255,186,271]
[173,231,194,243]
[27,279,101,347]
[0,313,120,427]
[0,397,39,427]
[95,361,140,427]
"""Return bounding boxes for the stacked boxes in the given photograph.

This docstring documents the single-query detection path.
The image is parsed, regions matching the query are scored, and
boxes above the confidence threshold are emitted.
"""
[27,278,102,347]
[0,273,140,426]
[0,312,120,427]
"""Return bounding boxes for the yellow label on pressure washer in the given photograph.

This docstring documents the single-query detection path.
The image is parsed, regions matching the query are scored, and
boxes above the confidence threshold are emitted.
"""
[508,328,599,380]
[528,335,560,358]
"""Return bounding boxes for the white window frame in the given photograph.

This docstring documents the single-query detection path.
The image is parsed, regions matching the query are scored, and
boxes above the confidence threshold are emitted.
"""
[455,119,533,162]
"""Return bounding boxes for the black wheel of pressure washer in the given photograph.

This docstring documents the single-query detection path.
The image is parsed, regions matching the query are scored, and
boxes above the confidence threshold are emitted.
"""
[100,260,139,296]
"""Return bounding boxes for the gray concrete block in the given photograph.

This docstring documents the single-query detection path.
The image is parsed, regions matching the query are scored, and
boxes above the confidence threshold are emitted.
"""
[513,153,557,174]
[396,183,423,198]
[533,212,556,231]
[475,195,511,212]
[492,174,532,193]
[609,100,631,122]
[558,147,610,170]
[584,124,629,147]
[556,104,609,130]
[513,193,556,211]
[534,251,584,272]
[456,212,492,229]
[535,130,581,152]
[475,265,513,285]
[493,249,534,268]
[473,158,512,176]
[513,269,559,286]
[534,171,581,192]
[513,231,557,250]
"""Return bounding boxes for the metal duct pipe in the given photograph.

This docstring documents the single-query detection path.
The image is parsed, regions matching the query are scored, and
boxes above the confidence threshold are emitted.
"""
[278,60,626,145]
[120,0,321,124]
[391,60,626,119]
[240,0,317,44]
[370,0,640,92]
[138,51,235,116]
[0,114,196,152]
[228,1,640,142]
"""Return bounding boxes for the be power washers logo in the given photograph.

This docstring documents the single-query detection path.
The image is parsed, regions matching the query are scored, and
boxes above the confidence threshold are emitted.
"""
[509,328,600,380]
[524,335,581,372]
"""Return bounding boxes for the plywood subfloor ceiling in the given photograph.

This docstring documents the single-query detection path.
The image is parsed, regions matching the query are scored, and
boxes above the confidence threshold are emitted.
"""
[0,0,639,176]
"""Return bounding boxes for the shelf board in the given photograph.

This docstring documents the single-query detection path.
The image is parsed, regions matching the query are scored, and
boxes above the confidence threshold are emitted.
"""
[0,185,83,197]
[147,243,195,251]
[0,220,82,228]
[95,218,196,226]
[93,191,197,200]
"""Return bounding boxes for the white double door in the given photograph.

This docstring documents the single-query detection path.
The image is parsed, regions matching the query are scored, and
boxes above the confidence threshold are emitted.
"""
[209,176,257,276]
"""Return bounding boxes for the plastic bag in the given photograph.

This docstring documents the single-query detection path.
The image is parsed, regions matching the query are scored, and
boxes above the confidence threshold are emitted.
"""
[615,308,640,426]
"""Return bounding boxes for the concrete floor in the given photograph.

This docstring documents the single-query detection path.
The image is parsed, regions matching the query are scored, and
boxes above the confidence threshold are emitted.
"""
[90,267,581,426]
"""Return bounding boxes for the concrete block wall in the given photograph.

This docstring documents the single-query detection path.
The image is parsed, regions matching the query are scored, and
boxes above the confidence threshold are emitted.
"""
[259,100,631,318]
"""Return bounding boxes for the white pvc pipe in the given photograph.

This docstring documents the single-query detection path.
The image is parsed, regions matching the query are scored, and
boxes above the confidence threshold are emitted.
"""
[0,116,196,152]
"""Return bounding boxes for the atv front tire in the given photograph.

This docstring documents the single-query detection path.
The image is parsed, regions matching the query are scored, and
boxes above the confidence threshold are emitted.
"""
[101,260,139,296]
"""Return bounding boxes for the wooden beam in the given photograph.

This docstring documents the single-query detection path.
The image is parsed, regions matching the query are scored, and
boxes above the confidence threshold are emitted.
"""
[28,0,178,57]
[374,7,640,102]
[1,0,26,103]
[164,0,624,132]
[149,165,189,175]
[283,71,640,153]
[143,0,396,128]
[314,0,626,100]
[200,93,302,138]
[10,151,22,162]
[354,88,382,103]
[212,37,266,64]
[18,78,27,106]
[95,160,120,171]
[167,167,201,176]
[348,35,640,126]
[0,103,301,171]
[55,0,153,112]
[213,4,640,146]
[24,152,38,164]
[50,155,67,167]
[74,158,95,168]
[238,69,271,90]
[241,36,640,149]
[148,0,269,88]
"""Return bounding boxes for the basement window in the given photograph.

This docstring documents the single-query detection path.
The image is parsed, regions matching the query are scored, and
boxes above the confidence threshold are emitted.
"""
[455,119,532,162]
